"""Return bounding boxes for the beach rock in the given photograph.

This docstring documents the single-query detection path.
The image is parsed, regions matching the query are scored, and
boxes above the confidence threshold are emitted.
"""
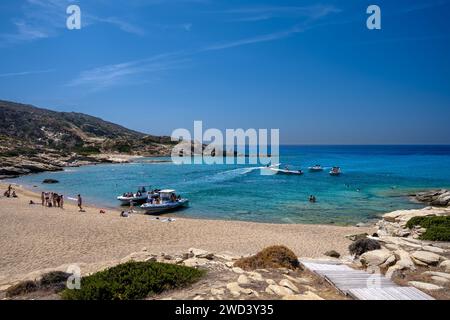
[183,258,210,268]
[265,286,275,295]
[422,246,445,254]
[423,271,450,280]
[439,260,450,272]
[182,252,194,260]
[384,243,400,251]
[226,282,242,297]
[214,252,240,261]
[382,208,441,224]
[415,190,447,203]
[408,281,443,291]
[232,267,244,274]
[380,254,397,268]
[189,248,209,257]
[282,292,324,300]
[430,191,450,207]
[279,279,299,293]
[265,279,276,285]
[211,288,225,296]
[394,249,416,271]
[247,272,264,282]
[430,276,449,286]
[411,251,441,266]
[237,275,249,285]
[42,179,59,184]
[324,250,341,258]
[360,249,393,267]
[345,233,368,241]
[266,284,294,296]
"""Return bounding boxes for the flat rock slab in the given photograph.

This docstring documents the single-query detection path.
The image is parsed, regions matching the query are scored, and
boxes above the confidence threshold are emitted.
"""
[408,281,443,291]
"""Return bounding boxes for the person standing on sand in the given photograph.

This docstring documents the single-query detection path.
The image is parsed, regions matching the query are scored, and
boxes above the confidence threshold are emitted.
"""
[77,194,83,212]
[44,192,49,207]
[41,192,45,206]
[52,193,58,207]
[60,195,64,209]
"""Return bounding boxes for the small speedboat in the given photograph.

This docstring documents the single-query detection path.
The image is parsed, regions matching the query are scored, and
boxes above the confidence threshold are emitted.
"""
[308,165,324,172]
[329,167,342,176]
[117,186,150,205]
[140,189,189,215]
[270,167,304,175]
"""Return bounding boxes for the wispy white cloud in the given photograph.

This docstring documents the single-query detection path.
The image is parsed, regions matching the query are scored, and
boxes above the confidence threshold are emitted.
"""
[87,16,146,36]
[155,22,193,32]
[221,4,340,22]
[68,52,189,90]
[0,69,54,78]
[0,0,146,46]
[204,25,304,51]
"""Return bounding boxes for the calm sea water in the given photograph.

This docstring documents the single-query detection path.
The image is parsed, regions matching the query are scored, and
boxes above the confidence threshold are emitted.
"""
[9,145,450,225]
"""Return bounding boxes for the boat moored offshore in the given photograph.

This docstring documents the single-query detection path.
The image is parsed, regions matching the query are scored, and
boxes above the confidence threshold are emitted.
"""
[270,166,303,175]
[308,165,324,172]
[329,167,342,176]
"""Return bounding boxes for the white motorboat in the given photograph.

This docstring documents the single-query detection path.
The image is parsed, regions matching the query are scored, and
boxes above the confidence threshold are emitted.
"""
[140,189,189,215]
[308,165,324,172]
[329,167,342,176]
[270,167,303,175]
[117,186,150,205]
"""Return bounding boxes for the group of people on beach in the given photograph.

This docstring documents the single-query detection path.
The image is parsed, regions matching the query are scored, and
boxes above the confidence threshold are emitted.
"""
[38,192,83,211]
[41,191,64,208]
[3,185,17,198]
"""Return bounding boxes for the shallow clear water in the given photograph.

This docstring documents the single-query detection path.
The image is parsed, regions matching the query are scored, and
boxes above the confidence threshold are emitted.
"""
[9,145,450,225]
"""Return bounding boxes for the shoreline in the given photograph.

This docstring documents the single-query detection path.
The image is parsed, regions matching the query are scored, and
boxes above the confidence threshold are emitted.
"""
[0,183,376,284]
[6,180,384,227]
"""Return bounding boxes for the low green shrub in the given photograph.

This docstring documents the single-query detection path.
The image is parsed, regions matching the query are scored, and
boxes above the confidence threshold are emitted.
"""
[61,261,204,300]
[420,226,450,241]
[406,216,450,241]
[406,215,450,229]
[348,238,381,256]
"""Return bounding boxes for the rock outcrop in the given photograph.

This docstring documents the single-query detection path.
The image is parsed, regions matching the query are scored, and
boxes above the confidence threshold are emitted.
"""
[346,206,450,298]
[414,190,450,207]
[0,247,344,300]
[0,100,177,179]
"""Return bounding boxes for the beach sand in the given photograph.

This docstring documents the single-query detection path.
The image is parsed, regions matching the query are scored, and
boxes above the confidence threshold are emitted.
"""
[0,183,374,283]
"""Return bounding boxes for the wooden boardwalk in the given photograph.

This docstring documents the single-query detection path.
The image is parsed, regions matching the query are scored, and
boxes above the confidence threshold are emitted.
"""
[299,259,434,300]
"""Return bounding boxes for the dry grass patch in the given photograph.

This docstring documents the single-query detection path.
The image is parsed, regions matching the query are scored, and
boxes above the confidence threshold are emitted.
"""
[234,245,301,271]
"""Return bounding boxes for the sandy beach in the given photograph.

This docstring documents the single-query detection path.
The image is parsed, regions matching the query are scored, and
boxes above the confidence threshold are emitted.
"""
[0,183,374,283]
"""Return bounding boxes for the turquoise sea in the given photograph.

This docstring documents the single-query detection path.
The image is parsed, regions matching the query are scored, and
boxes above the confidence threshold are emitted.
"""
[9,145,450,225]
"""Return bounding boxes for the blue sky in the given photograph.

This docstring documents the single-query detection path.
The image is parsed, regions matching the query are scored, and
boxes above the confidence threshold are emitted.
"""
[0,0,449,144]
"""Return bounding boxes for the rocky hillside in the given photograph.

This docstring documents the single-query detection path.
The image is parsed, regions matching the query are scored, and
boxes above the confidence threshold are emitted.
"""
[0,100,177,178]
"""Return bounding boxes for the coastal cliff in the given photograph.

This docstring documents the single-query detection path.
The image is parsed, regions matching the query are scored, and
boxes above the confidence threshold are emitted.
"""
[0,100,177,178]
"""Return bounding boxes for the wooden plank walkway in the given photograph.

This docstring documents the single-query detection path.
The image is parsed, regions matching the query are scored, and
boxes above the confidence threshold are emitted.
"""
[299,259,434,300]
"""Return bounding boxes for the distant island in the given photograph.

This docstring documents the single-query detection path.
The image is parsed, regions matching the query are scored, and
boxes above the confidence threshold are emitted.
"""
[0,100,177,179]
